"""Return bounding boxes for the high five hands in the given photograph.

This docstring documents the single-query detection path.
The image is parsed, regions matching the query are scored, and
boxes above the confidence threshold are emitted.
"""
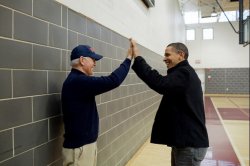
[127,38,139,60]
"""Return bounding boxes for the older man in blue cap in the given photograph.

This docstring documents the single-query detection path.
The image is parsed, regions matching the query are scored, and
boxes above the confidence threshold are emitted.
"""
[61,44,133,166]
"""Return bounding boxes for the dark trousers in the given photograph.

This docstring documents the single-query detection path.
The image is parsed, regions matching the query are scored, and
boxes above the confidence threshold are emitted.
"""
[171,147,208,166]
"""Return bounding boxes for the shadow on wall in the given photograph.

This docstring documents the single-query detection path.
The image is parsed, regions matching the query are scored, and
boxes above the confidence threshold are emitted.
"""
[32,94,64,165]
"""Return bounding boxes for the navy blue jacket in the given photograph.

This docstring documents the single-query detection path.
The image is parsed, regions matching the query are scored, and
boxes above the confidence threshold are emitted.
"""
[132,56,209,148]
[62,58,131,148]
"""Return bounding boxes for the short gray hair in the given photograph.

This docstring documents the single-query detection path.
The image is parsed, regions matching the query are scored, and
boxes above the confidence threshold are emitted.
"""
[70,58,80,66]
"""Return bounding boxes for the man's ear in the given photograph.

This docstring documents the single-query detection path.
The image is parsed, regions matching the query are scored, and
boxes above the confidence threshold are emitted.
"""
[79,56,85,66]
[178,51,185,60]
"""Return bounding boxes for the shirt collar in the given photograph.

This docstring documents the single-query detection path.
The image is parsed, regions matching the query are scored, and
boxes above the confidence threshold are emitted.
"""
[167,60,189,74]
[71,68,86,75]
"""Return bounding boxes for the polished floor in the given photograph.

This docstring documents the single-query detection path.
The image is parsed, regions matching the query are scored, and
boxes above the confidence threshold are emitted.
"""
[126,96,249,166]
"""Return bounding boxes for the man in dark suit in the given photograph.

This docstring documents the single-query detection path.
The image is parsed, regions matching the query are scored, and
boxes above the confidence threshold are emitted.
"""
[130,39,209,166]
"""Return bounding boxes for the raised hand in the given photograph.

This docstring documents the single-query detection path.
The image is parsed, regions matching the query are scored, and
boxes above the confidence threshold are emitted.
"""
[129,38,139,58]
[127,47,133,60]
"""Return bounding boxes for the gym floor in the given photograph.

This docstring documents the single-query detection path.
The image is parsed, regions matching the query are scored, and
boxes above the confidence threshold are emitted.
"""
[126,95,249,166]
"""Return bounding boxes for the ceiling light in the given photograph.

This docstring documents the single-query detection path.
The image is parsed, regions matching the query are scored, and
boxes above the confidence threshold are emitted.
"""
[211,7,218,17]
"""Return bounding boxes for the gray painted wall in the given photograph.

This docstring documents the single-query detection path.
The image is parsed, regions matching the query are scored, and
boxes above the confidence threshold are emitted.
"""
[205,68,249,94]
[0,1,165,166]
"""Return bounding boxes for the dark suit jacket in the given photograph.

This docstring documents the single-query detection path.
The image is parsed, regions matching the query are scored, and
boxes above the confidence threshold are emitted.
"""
[132,56,209,148]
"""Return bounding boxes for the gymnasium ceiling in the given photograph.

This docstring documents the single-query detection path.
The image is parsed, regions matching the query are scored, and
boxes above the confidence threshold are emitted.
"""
[177,0,250,18]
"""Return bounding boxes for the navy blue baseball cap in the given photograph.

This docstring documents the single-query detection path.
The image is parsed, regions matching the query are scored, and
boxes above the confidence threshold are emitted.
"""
[70,45,103,61]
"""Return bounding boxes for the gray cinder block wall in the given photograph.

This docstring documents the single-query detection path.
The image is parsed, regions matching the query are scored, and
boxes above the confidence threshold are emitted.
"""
[205,68,249,94]
[0,0,165,166]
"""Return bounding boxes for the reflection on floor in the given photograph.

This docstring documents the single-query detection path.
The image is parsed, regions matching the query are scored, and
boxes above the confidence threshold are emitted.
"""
[126,96,249,166]
[204,97,240,166]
